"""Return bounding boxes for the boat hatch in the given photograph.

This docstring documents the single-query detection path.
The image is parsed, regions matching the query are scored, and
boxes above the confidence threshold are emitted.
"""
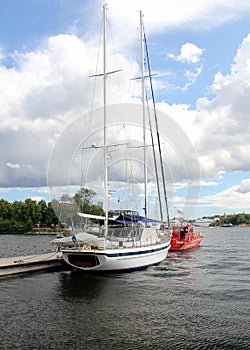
[68,254,100,268]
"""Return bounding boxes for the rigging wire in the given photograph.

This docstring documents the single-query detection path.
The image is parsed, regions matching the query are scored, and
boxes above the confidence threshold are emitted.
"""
[144,31,170,227]
[80,10,104,194]
[145,87,163,221]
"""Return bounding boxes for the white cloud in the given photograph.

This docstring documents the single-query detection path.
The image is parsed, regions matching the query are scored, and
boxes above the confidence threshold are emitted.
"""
[0,33,142,189]
[0,3,249,221]
[200,180,219,187]
[182,66,203,90]
[0,45,5,62]
[105,0,250,36]
[76,0,250,61]
[159,34,250,182]
[1,0,250,213]
[6,162,21,169]
[200,184,250,211]
[237,179,250,193]
[168,43,204,64]
[167,43,204,90]
[194,34,250,177]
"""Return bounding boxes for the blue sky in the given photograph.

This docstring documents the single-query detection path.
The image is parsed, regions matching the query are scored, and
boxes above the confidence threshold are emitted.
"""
[1,0,250,219]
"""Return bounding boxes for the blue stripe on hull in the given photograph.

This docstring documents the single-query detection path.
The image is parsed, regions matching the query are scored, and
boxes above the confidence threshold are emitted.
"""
[105,244,170,257]
[65,244,170,258]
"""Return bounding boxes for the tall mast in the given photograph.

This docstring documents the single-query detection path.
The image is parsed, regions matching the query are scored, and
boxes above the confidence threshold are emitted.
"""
[89,5,121,235]
[103,4,108,235]
[140,10,148,218]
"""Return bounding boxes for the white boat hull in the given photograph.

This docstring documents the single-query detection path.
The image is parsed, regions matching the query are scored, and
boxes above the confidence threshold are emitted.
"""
[61,241,170,272]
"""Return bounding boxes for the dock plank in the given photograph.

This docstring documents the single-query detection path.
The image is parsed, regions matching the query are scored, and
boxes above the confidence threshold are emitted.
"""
[0,252,63,276]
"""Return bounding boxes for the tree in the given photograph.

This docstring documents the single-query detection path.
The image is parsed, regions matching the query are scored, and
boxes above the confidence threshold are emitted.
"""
[12,201,25,222]
[236,213,246,225]
[0,199,12,220]
[45,201,59,227]
[0,218,12,233]
[23,199,41,225]
[38,200,47,227]
[0,188,105,233]
[74,188,98,213]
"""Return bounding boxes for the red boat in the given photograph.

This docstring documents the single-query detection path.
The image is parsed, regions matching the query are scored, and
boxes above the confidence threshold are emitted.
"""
[170,224,202,251]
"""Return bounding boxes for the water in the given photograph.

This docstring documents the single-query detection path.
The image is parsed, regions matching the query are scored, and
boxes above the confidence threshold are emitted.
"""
[0,228,249,349]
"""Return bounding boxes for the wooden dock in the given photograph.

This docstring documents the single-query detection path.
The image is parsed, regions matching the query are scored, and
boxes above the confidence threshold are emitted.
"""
[0,252,63,277]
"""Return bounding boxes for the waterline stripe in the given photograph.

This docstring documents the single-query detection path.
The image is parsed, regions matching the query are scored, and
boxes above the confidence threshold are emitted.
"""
[106,244,170,257]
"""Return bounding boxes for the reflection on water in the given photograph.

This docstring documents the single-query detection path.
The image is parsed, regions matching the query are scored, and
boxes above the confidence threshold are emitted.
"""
[0,228,249,349]
[59,272,111,302]
[145,249,201,287]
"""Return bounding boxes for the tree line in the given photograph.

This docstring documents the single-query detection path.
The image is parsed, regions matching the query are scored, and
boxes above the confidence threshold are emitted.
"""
[4,186,248,233]
[0,198,59,234]
[210,213,250,226]
[0,188,104,234]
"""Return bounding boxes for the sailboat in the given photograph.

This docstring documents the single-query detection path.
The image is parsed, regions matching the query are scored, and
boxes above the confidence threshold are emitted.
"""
[51,5,171,272]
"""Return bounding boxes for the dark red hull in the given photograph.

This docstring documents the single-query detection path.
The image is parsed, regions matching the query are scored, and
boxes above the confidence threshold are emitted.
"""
[170,224,202,251]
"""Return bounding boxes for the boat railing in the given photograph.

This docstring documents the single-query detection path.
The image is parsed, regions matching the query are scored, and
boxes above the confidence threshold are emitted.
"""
[57,227,169,251]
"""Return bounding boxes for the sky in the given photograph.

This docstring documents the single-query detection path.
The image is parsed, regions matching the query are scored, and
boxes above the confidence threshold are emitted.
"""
[1,0,250,219]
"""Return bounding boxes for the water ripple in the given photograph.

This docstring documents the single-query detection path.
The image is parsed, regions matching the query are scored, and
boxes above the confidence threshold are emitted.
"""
[0,228,249,349]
